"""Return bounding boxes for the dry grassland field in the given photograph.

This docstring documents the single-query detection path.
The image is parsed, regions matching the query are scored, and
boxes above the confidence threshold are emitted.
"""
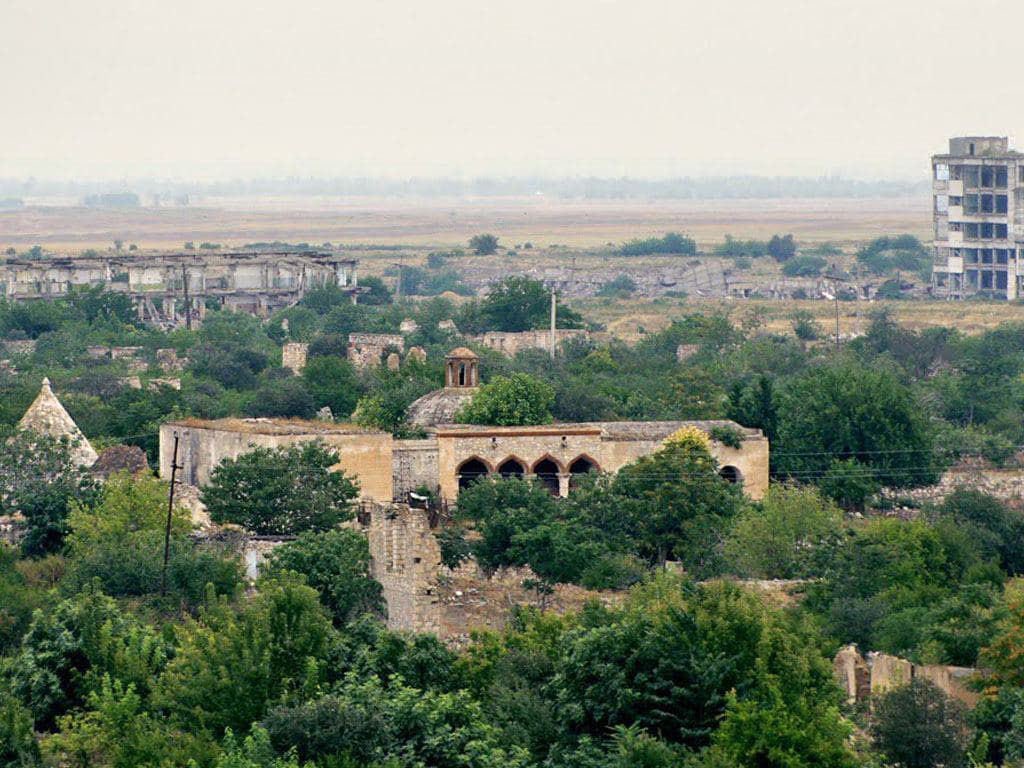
[3,194,1023,335]
[0,196,930,250]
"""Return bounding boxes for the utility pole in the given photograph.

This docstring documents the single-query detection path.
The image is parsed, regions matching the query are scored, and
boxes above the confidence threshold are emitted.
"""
[549,288,557,359]
[181,265,192,330]
[823,273,846,351]
[393,256,404,301]
[161,433,181,595]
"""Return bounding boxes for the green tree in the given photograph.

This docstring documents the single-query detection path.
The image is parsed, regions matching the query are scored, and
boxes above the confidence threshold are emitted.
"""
[63,473,241,602]
[10,587,169,730]
[264,529,383,626]
[245,376,316,419]
[613,427,743,572]
[469,233,500,255]
[767,233,797,262]
[775,359,942,489]
[870,679,968,768]
[201,442,359,534]
[359,276,392,305]
[456,373,555,426]
[476,276,584,332]
[0,430,99,556]
[155,578,334,736]
[707,621,855,768]
[301,356,361,418]
[47,677,203,768]
[554,576,772,752]
[455,478,559,573]
[725,485,842,579]
[0,687,41,767]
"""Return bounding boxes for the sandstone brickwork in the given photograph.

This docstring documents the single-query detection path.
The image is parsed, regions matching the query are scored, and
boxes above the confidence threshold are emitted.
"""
[282,342,309,374]
[470,329,590,357]
[833,646,980,709]
[17,378,98,467]
[348,333,404,369]
[160,418,394,501]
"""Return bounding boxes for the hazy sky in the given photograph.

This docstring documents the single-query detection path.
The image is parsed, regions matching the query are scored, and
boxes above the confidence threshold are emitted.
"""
[3,0,1022,181]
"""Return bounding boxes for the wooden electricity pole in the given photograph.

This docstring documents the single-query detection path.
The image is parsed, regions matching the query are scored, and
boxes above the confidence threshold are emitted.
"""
[161,433,181,595]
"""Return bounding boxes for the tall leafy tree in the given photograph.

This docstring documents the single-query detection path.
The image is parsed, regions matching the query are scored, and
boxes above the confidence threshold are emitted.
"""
[201,442,359,534]
[456,373,555,426]
[774,359,942,489]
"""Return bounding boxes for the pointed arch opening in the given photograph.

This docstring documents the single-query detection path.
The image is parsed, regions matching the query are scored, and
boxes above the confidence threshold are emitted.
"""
[458,457,491,491]
[532,457,561,495]
[568,455,599,491]
[497,457,526,478]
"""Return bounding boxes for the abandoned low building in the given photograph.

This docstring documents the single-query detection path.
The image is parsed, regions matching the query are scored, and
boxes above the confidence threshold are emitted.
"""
[0,250,360,327]
[160,348,770,502]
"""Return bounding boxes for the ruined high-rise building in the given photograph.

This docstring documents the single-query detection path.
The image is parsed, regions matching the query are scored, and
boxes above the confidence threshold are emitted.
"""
[932,137,1024,299]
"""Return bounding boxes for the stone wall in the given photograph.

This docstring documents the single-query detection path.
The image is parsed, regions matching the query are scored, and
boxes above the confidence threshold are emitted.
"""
[366,503,444,634]
[364,502,620,642]
[392,439,440,499]
[470,329,590,357]
[434,421,769,501]
[833,646,980,708]
[894,461,1024,506]
[348,333,404,369]
[282,342,309,374]
[160,418,394,501]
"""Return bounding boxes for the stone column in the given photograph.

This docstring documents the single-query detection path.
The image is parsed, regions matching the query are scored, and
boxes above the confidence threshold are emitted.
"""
[558,474,570,498]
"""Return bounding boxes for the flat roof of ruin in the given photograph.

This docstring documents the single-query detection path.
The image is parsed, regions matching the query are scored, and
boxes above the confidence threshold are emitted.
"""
[3,250,358,267]
[435,419,764,441]
[164,417,385,436]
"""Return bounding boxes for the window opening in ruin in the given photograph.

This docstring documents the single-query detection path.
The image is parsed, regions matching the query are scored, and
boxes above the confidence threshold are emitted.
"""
[533,457,560,495]
[497,458,526,478]
[719,466,743,484]
[458,363,466,386]
[458,458,490,490]
[568,456,598,490]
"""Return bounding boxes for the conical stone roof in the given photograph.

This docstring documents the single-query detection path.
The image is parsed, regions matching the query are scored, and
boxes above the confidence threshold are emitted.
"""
[17,378,98,467]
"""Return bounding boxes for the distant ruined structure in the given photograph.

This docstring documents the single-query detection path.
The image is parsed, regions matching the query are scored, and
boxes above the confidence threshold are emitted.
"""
[833,645,980,709]
[0,250,359,328]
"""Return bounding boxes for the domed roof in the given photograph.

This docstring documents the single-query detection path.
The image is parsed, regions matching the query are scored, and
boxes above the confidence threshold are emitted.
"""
[446,347,478,359]
[407,387,476,428]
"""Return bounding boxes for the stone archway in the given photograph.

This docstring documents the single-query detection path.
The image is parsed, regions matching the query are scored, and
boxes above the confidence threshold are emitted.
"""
[568,455,599,491]
[532,457,561,495]
[497,457,526,478]
[458,457,491,490]
[719,465,743,485]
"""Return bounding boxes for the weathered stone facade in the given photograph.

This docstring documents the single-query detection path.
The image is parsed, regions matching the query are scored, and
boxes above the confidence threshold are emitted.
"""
[433,420,769,501]
[364,502,621,640]
[159,416,770,505]
[470,329,589,357]
[17,378,98,467]
[159,418,394,501]
[348,333,405,369]
[833,646,980,708]
[281,342,309,374]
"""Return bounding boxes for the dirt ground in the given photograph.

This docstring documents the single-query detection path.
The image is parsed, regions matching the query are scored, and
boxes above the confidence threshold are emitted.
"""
[0,196,930,251]
[581,296,1024,341]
